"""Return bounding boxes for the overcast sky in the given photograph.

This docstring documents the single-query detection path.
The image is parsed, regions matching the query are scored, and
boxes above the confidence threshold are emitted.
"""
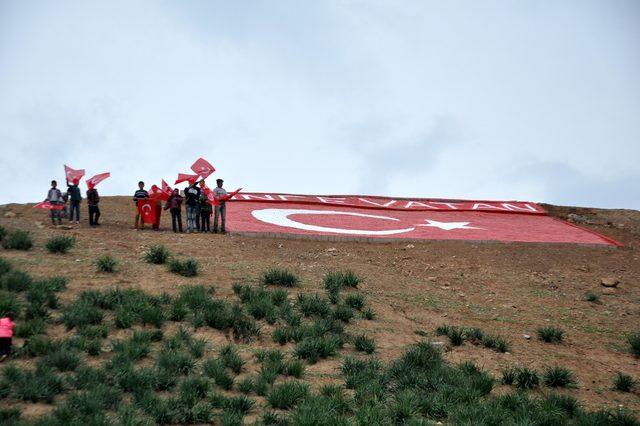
[1,0,638,209]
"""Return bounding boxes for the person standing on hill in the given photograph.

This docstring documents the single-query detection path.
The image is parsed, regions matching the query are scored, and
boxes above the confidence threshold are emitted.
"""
[199,185,212,233]
[46,180,63,225]
[184,181,201,233]
[86,182,101,227]
[66,178,82,224]
[0,315,15,361]
[164,188,184,233]
[133,181,149,230]
[213,178,227,234]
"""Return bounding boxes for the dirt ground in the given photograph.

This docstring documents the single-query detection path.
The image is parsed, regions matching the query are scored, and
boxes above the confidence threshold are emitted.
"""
[0,196,638,416]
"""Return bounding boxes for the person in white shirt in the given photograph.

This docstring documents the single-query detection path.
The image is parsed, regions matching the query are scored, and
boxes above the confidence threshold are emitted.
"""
[213,178,227,234]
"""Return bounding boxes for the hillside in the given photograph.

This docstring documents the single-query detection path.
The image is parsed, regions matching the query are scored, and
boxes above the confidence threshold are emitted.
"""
[0,196,638,423]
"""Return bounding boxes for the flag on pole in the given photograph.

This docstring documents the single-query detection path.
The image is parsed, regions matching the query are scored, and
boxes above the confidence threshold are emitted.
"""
[137,199,156,224]
[64,165,85,182]
[33,201,64,210]
[175,173,199,185]
[190,158,216,179]
[86,172,110,187]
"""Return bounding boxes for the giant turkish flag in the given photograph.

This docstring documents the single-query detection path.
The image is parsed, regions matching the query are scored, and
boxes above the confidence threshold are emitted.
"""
[137,199,157,224]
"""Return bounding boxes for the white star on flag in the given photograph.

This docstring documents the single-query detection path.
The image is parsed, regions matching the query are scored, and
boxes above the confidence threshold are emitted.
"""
[414,219,483,231]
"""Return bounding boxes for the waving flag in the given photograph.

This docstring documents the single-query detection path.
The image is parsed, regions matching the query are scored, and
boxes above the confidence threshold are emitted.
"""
[137,199,156,224]
[86,172,110,187]
[64,165,85,182]
[161,180,173,199]
[34,201,64,210]
[191,158,216,179]
[214,188,243,206]
[175,173,199,185]
[149,184,169,201]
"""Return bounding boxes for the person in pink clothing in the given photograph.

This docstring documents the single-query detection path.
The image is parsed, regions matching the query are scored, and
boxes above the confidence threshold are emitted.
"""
[0,316,15,361]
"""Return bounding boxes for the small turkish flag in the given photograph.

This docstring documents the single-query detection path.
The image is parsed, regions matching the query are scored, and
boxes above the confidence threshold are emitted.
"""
[64,165,85,182]
[175,173,199,185]
[34,201,64,210]
[137,199,156,224]
[191,158,216,179]
[161,180,173,198]
[214,188,242,206]
[86,172,110,187]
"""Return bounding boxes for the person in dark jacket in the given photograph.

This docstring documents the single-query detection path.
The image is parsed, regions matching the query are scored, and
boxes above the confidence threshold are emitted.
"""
[164,188,184,233]
[199,188,212,232]
[66,178,82,223]
[86,182,101,227]
[46,180,63,225]
[184,181,201,233]
[133,181,149,230]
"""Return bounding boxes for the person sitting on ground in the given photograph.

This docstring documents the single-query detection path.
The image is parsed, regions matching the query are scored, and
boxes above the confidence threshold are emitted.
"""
[86,182,101,227]
[199,185,212,233]
[46,180,63,225]
[184,181,201,233]
[164,188,184,233]
[133,181,149,230]
[66,178,82,224]
[213,178,227,234]
[0,315,15,361]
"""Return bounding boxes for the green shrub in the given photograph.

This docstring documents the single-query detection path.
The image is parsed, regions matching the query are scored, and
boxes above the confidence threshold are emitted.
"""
[344,293,365,311]
[1,270,32,292]
[501,368,517,385]
[272,327,290,345]
[354,334,376,354]
[361,307,376,320]
[628,332,640,357]
[0,257,11,276]
[464,327,485,344]
[332,304,355,323]
[41,348,82,371]
[19,335,56,357]
[230,304,260,341]
[203,359,234,390]
[238,376,254,394]
[267,381,309,409]
[270,288,289,306]
[77,324,109,339]
[1,230,33,251]
[45,235,76,254]
[220,345,245,374]
[6,364,64,403]
[0,291,20,318]
[225,394,255,414]
[14,318,47,338]
[262,267,299,287]
[0,226,6,242]
[144,244,170,264]
[61,300,103,329]
[482,334,510,353]
[585,292,600,303]
[157,349,195,376]
[294,335,341,364]
[324,270,360,290]
[168,258,199,277]
[515,367,540,390]
[296,293,331,318]
[0,407,21,423]
[613,373,635,392]
[283,359,305,378]
[95,254,117,273]
[538,327,564,344]
[543,366,575,388]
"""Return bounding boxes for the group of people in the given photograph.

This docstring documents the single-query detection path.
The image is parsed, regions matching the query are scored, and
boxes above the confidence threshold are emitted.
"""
[44,177,228,233]
[133,178,228,233]
[45,179,101,226]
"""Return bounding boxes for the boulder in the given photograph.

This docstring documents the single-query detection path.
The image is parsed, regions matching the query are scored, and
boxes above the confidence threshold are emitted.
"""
[600,277,619,288]
[4,211,16,218]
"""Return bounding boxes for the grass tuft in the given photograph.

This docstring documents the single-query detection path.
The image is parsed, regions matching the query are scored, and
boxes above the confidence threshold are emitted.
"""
[95,254,118,273]
[262,267,299,287]
[344,293,365,311]
[45,235,76,254]
[627,332,640,357]
[144,244,170,264]
[537,327,564,344]
[584,292,600,303]
[168,258,199,277]
[354,334,376,354]
[543,366,575,388]
[267,381,309,409]
[613,372,635,392]
[1,230,33,251]
[1,270,33,292]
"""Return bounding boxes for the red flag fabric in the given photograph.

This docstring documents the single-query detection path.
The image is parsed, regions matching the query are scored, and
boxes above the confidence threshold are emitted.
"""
[161,180,173,198]
[33,201,64,210]
[64,165,85,182]
[149,184,169,202]
[214,188,242,206]
[85,172,110,187]
[175,173,199,185]
[137,199,156,224]
[191,158,216,179]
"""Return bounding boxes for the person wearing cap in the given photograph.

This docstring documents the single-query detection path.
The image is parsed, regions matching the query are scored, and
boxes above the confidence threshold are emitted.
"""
[133,181,149,230]
[66,178,82,224]
[213,178,227,234]
[46,180,64,225]
[86,182,101,227]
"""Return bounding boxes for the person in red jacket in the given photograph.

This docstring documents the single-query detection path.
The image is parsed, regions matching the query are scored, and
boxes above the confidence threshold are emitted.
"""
[0,315,15,361]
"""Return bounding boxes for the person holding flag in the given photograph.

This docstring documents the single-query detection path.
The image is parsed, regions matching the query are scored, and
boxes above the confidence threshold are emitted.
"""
[199,182,212,232]
[213,178,227,234]
[86,182,101,227]
[45,180,64,225]
[164,188,184,233]
[133,181,149,230]
[184,179,201,233]
[66,178,82,224]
